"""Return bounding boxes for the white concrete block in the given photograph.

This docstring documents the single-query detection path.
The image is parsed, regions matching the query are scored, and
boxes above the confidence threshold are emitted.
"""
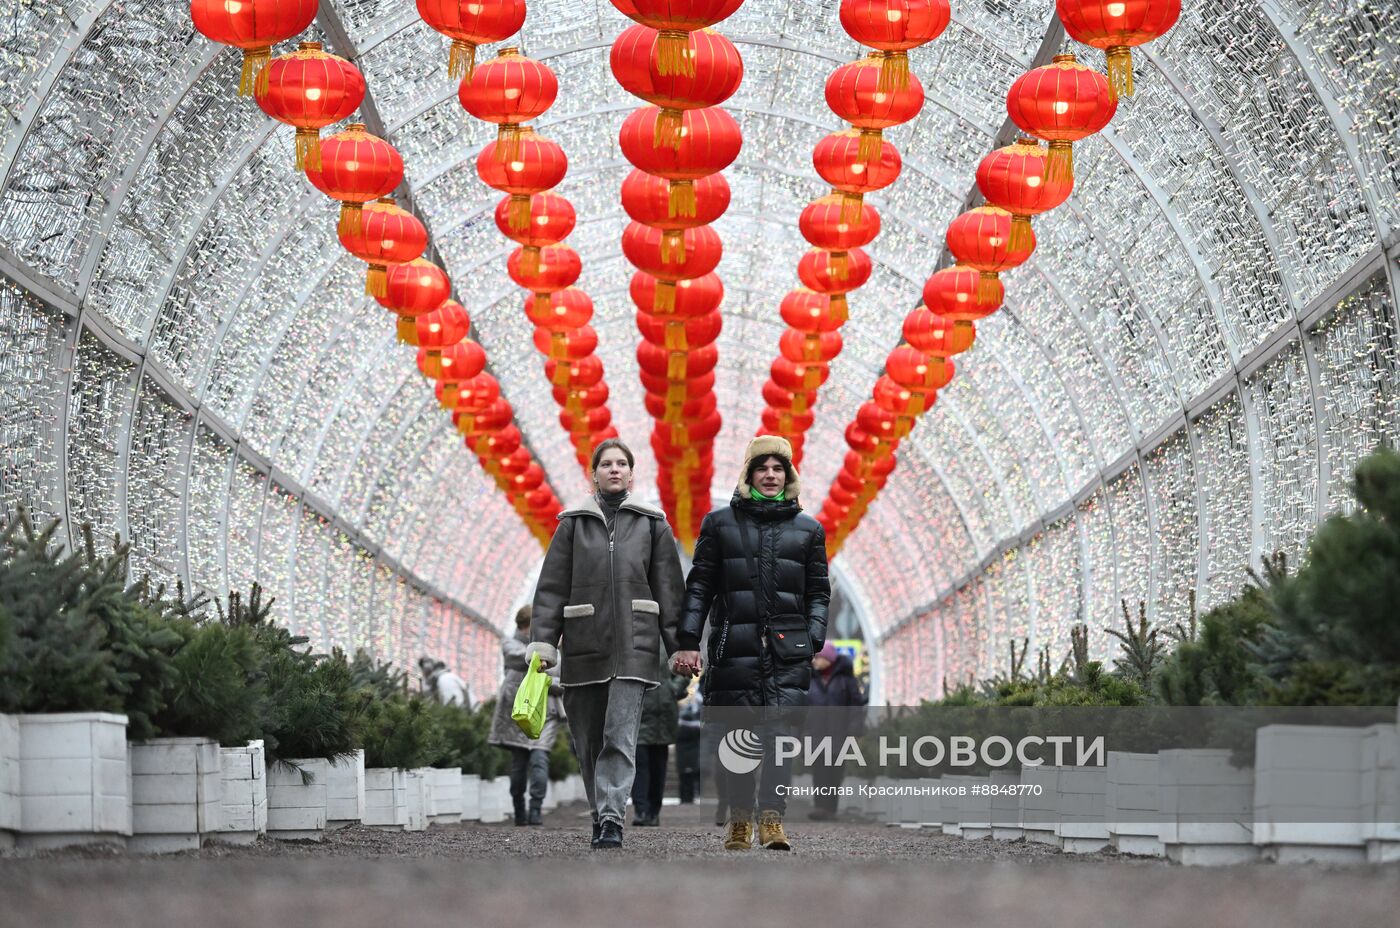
[1,714,22,833]
[326,750,366,826]
[427,767,463,825]
[216,741,267,844]
[365,768,410,829]
[405,768,430,831]
[16,713,131,847]
[1020,765,1061,847]
[460,774,481,821]
[1159,749,1257,865]
[265,758,329,841]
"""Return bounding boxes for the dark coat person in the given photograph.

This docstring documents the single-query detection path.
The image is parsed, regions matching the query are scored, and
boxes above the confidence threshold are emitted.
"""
[805,642,867,821]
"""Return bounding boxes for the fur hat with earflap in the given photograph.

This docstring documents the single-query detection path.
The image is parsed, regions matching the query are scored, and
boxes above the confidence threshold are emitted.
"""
[736,435,800,500]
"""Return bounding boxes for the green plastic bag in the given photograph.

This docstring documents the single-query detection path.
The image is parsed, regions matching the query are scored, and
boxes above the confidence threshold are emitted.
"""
[512,652,550,739]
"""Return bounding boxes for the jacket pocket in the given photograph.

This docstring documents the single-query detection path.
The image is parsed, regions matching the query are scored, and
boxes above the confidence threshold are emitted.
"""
[562,603,599,655]
[630,599,661,652]
[563,604,595,618]
[631,599,659,615]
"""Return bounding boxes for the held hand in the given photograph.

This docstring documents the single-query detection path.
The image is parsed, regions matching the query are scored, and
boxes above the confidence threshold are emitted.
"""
[670,649,703,677]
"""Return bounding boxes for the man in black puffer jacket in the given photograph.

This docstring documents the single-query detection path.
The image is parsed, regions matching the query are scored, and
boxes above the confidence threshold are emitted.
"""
[671,436,831,852]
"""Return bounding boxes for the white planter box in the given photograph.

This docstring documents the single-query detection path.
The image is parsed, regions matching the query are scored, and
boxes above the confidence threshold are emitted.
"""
[460,773,481,821]
[1055,765,1109,853]
[427,766,463,825]
[217,741,267,845]
[915,777,945,828]
[15,712,130,851]
[1020,765,1061,847]
[364,768,410,829]
[477,776,508,823]
[1361,723,1400,863]
[988,770,1023,841]
[542,779,559,811]
[1,714,19,851]
[938,775,974,837]
[1254,725,1369,863]
[961,776,992,840]
[405,768,430,831]
[265,757,329,841]
[326,750,365,829]
[1158,749,1257,865]
[563,774,583,804]
[1106,751,1163,857]
[128,738,221,853]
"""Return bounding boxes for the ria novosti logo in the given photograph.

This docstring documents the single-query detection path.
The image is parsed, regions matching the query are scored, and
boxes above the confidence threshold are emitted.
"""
[717,728,764,774]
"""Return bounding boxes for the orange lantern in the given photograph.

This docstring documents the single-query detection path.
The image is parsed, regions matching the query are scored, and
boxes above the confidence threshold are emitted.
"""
[621,223,723,311]
[544,355,605,389]
[873,374,933,418]
[621,170,729,261]
[780,328,843,365]
[771,356,830,393]
[507,245,582,313]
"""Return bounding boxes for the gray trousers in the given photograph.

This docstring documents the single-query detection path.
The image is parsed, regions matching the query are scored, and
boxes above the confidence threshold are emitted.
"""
[508,746,549,806]
[562,678,646,826]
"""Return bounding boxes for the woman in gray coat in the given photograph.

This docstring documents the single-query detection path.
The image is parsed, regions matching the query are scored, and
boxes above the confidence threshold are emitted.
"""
[488,604,562,826]
[527,438,685,849]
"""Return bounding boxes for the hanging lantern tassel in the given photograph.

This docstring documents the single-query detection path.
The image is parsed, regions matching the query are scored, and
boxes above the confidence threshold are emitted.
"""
[929,355,950,385]
[952,320,977,354]
[241,46,272,97]
[666,350,688,381]
[676,493,693,534]
[652,280,677,313]
[660,230,686,264]
[508,194,532,233]
[665,382,688,408]
[907,392,928,417]
[1045,140,1074,185]
[550,361,572,387]
[839,191,864,225]
[670,423,688,446]
[337,201,364,238]
[829,251,850,281]
[830,294,849,325]
[656,30,694,78]
[295,127,322,171]
[792,392,809,416]
[396,315,417,345]
[803,334,823,363]
[803,365,823,391]
[533,292,552,318]
[664,321,689,351]
[857,128,884,164]
[1105,45,1134,98]
[549,331,568,360]
[1008,215,1034,255]
[654,108,685,150]
[494,123,525,163]
[365,263,388,298]
[681,447,699,469]
[977,270,1002,305]
[668,180,696,218]
[522,246,541,276]
[877,51,911,93]
[448,39,478,81]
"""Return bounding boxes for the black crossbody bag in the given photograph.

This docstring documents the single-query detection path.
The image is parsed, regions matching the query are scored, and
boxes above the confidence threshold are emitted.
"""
[732,508,812,664]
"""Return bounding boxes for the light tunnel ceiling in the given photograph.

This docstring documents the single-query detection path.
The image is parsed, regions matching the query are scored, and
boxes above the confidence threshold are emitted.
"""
[2,1,1398,688]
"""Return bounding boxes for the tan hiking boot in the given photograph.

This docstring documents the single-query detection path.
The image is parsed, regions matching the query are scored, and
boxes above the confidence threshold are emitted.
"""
[724,812,754,850]
[758,810,791,850]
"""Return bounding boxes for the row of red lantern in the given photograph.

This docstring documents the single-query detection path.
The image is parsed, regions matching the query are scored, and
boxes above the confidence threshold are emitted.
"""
[609,4,746,548]
[817,3,1181,554]
[191,2,564,542]
[456,42,620,475]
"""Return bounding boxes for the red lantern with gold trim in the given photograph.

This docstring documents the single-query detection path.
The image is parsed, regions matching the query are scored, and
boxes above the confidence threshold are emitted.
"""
[416,0,527,80]
[903,306,976,358]
[621,223,723,312]
[399,298,471,351]
[610,0,745,76]
[644,389,717,422]
[771,356,830,393]
[637,341,719,382]
[923,264,1003,325]
[946,205,1035,302]
[495,192,575,277]
[636,309,723,351]
[621,170,729,262]
[441,372,501,411]
[799,194,880,281]
[762,407,815,436]
[545,354,605,389]
[825,53,925,162]
[814,129,902,223]
[191,0,319,96]
[780,328,843,365]
[798,247,873,294]
[304,123,404,237]
[471,423,523,460]
[455,397,512,435]
[375,258,450,318]
[887,344,954,392]
[338,196,427,298]
[256,42,365,170]
[477,128,568,232]
[839,0,951,90]
[560,406,613,435]
[638,368,714,397]
[555,381,610,411]
[845,422,896,458]
[762,380,818,417]
[611,26,743,149]
[630,271,723,318]
[532,324,598,361]
[1056,0,1181,97]
[780,288,848,333]
[976,136,1073,252]
[857,400,917,442]
[525,287,593,331]
[618,106,742,217]
[873,374,934,418]
[417,339,486,384]
[1006,53,1116,184]
[508,245,582,312]
[458,47,558,162]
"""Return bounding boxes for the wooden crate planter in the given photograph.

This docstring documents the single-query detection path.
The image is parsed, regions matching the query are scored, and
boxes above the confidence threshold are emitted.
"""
[15,712,130,851]
[325,750,365,830]
[265,758,329,841]
[1055,765,1109,853]
[460,773,481,822]
[989,769,1023,841]
[1020,765,1061,847]
[1106,751,1163,857]
[1254,725,1368,863]
[128,737,221,853]
[1361,722,1400,863]
[477,776,508,824]
[405,768,430,831]
[1158,749,1257,865]
[1,714,19,852]
[364,768,410,830]
[427,767,463,825]
[217,741,266,845]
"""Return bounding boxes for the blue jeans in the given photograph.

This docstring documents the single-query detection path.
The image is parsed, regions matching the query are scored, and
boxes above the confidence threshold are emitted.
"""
[562,678,646,826]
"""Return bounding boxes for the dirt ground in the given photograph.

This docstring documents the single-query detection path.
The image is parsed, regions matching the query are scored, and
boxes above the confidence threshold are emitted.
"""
[3,799,1398,928]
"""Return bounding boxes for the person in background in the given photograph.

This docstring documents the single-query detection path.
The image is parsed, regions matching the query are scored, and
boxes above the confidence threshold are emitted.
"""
[420,656,472,710]
[805,641,867,821]
[488,605,563,826]
[675,691,703,805]
[631,652,690,826]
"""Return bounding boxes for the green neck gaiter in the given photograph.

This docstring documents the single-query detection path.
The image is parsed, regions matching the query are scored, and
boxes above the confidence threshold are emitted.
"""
[750,486,786,502]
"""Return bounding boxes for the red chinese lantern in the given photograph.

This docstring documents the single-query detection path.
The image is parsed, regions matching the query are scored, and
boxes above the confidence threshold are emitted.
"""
[621,170,729,261]
[946,205,1035,302]
[610,0,745,76]
[190,0,318,96]
[813,128,903,223]
[525,287,593,330]
[556,382,611,415]
[375,258,451,318]
[304,123,404,236]
[416,0,526,80]
[510,462,547,494]
[923,264,1003,325]
[1056,0,1181,97]
[477,128,568,232]
[527,487,559,512]
[498,449,534,480]
[903,306,974,359]
[630,272,723,318]
[636,309,723,350]
[637,341,719,382]
[845,422,895,458]
[839,0,951,90]
[533,324,598,361]
[1005,53,1117,184]
[798,247,873,294]
[495,192,576,276]
[857,400,917,442]
[825,53,925,162]
[621,223,723,311]
[762,379,817,417]
[472,424,523,460]
[799,194,881,280]
[417,338,486,384]
[508,245,582,311]
[771,356,830,392]
[255,42,365,170]
[844,449,898,480]
[638,368,714,397]
[873,374,934,417]
[780,328,844,365]
[455,398,512,435]
[976,136,1073,252]
[887,344,954,391]
[544,354,605,389]
[780,288,848,333]
[656,408,722,447]
[644,389,717,422]
[611,26,743,148]
[560,406,613,435]
[762,407,815,436]
[399,298,471,351]
[458,47,558,162]
[442,372,501,410]
[338,196,427,297]
[618,106,742,216]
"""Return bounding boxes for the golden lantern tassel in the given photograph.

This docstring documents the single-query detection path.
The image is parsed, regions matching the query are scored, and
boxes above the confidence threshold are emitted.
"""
[1105,46,1134,99]
[672,467,690,494]
[977,270,1002,305]
[1008,215,1034,255]
[668,180,696,218]
[662,401,685,425]
[456,414,474,435]
[654,108,684,150]
[656,30,694,78]
[681,448,699,469]
[831,294,849,325]
[522,246,541,277]
[337,201,363,239]
[494,123,524,163]
[295,128,321,172]
[951,320,977,354]
[792,392,809,416]
[877,51,911,93]
[670,423,687,446]
[366,264,388,298]
[929,356,949,384]
[895,416,915,440]
[803,334,822,362]
[839,191,864,225]
[666,383,688,408]
[829,251,850,281]
[857,128,883,164]
[676,495,693,533]
[664,321,689,352]
[241,47,272,97]
[440,386,460,409]
[550,361,572,387]
[653,280,677,313]
[396,315,417,345]
[508,194,532,233]
[1046,140,1074,186]
[549,331,568,360]
[448,39,478,81]
[803,365,823,391]
[533,292,551,318]
[908,392,927,417]
[666,350,687,381]
[660,230,686,264]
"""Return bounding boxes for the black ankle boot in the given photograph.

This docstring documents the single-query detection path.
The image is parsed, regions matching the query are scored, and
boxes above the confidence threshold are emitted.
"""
[513,797,527,827]
[528,801,543,826]
[594,820,623,849]
[590,818,602,847]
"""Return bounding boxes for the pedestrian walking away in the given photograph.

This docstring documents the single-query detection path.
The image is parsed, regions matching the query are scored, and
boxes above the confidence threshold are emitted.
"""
[805,641,867,821]
[488,604,564,826]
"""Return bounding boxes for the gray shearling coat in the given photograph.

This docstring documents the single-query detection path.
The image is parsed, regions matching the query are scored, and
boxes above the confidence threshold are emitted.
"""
[531,494,685,687]
[488,628,562,750]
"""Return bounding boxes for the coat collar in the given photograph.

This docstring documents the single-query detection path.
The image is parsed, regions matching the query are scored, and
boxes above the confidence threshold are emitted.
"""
[557,494,667,522]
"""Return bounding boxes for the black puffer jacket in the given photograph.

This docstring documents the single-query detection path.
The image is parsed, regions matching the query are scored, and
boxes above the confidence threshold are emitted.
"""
[678,438,831,707]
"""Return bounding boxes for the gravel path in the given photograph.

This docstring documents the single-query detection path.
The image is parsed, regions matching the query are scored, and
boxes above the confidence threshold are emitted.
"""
[4,799,1397,927]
